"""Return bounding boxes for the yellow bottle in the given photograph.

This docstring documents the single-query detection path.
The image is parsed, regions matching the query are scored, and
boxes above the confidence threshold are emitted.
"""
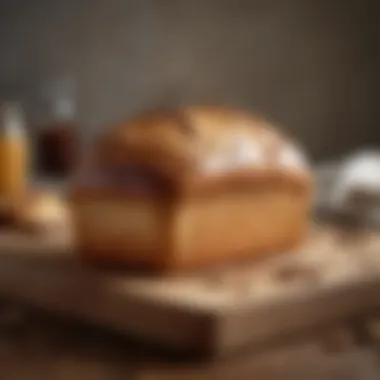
[0,103,29,211]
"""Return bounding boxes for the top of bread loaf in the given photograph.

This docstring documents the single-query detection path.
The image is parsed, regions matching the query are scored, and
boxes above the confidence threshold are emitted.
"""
[76,106,312,195]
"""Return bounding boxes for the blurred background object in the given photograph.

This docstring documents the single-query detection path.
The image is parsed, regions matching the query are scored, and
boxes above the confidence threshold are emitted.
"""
[34,75,79,178]
[0,102,29,224]
[0,0,379,161]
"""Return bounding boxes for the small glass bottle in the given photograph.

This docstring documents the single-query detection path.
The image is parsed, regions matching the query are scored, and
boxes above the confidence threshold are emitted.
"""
[0,103,29,214]
[36,77,79,179]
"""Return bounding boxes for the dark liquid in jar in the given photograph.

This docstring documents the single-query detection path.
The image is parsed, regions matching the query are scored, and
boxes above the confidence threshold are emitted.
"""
[36,122,79,178]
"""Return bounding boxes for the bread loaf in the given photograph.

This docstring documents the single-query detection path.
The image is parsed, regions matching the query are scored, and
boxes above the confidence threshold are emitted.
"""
[70,106,313,271]
[15,190,69,234]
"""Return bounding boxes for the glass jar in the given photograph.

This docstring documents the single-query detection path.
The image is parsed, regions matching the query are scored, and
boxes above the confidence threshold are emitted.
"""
[35,77,80,179]
[0,103,29,218]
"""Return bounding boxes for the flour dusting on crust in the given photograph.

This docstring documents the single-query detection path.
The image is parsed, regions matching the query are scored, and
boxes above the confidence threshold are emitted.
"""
[277,144,309,172]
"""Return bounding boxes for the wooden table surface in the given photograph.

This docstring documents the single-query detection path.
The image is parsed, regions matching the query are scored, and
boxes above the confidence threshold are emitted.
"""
[1,231,380,378]
[2,169,380,379]
[1,300,380,379]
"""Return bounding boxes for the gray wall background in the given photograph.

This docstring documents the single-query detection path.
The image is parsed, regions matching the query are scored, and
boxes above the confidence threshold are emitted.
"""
[0,0,379,161]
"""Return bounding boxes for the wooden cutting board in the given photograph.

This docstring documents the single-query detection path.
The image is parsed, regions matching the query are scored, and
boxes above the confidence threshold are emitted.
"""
[0,223,380,357]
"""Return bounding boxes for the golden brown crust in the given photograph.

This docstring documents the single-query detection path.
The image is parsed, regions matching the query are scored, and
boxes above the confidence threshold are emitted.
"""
[73,105,312,197]
[71,187,311,272]
[97,106,281,167]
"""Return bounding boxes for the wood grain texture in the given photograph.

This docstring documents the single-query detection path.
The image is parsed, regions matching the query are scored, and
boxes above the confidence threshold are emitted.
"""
[1,310,380,380]
[0,222,380,356]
